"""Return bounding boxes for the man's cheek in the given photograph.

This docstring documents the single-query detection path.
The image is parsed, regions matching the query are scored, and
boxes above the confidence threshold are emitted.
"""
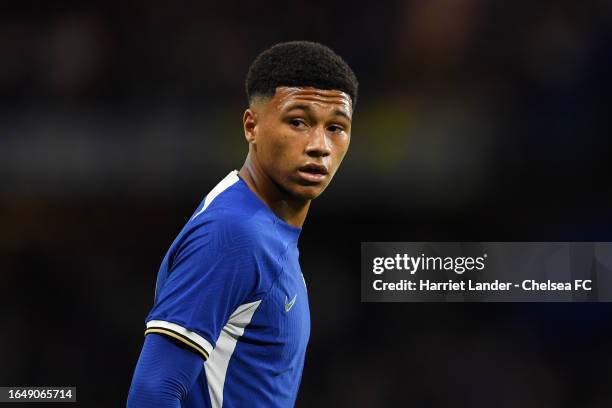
[333,150,348,171]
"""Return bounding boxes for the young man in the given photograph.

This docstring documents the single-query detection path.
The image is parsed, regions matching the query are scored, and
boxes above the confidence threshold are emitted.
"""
[127,41,358,408]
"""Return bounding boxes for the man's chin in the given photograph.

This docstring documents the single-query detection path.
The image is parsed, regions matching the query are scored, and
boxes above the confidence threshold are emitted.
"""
[290,184,326,201]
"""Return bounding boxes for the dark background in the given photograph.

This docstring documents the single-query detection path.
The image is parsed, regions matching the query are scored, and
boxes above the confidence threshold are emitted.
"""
[2,1,612,406]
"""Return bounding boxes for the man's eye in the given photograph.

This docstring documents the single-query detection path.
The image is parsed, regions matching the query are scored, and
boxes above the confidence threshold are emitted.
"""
[289,119,305,128]
[328,125,344,133]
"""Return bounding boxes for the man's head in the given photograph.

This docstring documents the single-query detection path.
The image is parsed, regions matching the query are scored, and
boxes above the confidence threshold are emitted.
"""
[243,41,358,201]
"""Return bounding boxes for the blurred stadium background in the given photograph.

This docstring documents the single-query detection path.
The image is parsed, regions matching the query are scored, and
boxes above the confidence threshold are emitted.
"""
[2,1,612,406]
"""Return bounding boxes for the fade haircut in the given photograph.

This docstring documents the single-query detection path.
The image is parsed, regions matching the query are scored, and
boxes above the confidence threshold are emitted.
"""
[245,41,359,107]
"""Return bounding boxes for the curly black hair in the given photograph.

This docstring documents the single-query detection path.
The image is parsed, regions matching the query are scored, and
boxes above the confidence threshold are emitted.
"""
[246,41,358,107]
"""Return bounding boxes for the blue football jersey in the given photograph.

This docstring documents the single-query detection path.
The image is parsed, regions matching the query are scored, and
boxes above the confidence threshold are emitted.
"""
[144,170,310,408]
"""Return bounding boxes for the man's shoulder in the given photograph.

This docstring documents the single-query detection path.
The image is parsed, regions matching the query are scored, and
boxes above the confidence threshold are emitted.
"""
[185,202,273,254]
[191,197,267,234]
[176,171,285,257]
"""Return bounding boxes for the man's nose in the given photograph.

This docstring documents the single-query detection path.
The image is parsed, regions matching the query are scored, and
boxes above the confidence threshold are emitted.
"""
[305,127,331,157]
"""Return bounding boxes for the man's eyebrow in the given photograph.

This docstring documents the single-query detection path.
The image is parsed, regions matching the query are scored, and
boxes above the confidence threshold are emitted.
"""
[285,104,313,114]
[333,109,351,121]
[284,104,351,121]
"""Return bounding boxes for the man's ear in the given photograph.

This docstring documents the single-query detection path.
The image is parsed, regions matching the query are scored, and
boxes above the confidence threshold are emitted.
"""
[243,108,257,145]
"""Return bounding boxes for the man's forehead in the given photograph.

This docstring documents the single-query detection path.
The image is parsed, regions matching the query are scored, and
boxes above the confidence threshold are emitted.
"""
[272,86,352,116]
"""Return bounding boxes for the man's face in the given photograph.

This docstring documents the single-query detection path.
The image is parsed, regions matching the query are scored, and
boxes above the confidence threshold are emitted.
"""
[245,86,353,201]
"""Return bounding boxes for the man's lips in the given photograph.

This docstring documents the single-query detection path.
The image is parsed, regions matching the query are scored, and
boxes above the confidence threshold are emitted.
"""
[297,163,329,183]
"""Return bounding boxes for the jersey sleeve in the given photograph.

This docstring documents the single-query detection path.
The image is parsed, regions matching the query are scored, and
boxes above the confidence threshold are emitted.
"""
[127,334,205,407]
[145,218,262,360]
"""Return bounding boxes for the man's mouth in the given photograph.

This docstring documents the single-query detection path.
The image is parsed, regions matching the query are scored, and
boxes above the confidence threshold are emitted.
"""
[297,163,329,183]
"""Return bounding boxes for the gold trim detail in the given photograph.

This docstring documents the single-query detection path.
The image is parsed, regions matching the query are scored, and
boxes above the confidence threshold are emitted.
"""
[145,328,209,360]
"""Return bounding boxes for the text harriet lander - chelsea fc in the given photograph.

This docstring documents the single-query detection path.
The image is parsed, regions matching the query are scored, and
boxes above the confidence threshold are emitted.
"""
[372,279,592,292]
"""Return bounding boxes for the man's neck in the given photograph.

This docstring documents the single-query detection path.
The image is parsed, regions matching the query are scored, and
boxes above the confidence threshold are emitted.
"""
[239,159,310,228]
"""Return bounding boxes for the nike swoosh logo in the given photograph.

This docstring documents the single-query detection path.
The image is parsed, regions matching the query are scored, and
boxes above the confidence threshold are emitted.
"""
[284,294,297,312]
